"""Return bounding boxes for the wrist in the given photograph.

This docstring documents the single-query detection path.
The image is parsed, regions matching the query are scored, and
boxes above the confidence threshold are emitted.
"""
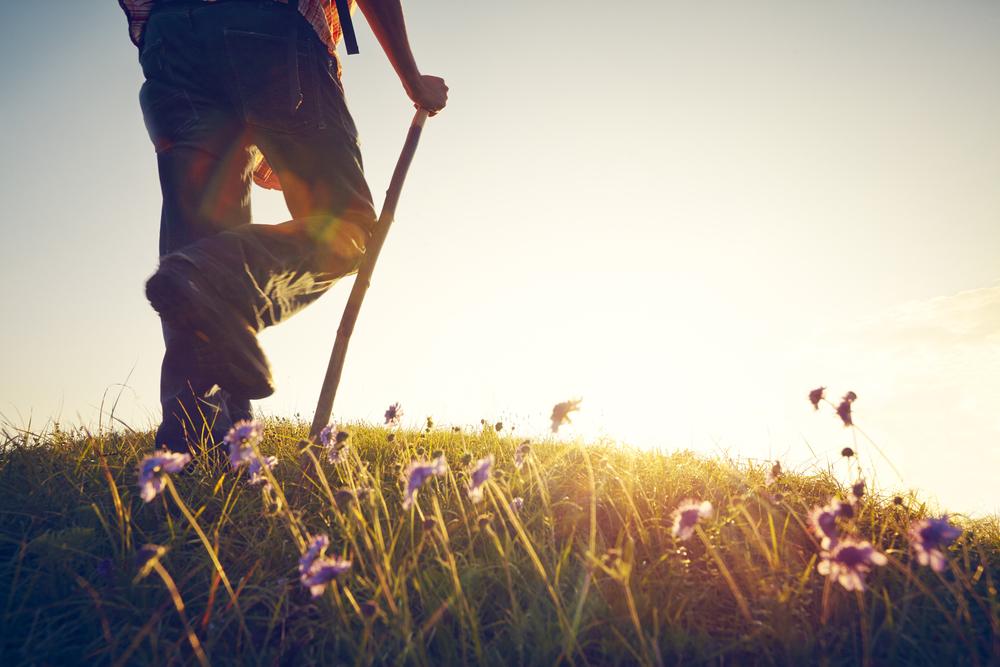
[400,67,423,93]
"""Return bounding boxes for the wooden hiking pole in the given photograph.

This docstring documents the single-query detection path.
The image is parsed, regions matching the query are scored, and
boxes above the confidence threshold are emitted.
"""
[309,109,430,440]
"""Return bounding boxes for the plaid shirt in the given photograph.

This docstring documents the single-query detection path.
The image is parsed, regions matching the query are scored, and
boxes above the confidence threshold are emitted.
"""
[119,0,356,190]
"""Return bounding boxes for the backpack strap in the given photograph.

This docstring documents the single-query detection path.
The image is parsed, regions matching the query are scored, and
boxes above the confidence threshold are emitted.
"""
[332,0,359,54]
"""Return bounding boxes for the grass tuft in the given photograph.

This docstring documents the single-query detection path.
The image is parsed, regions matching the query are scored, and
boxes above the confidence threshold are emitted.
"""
[1,418,997,665]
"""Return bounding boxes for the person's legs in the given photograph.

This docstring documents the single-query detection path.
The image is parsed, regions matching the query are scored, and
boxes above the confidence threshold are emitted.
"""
[138,3,257,452]
[144,2,377,446]
[149,2,376,349]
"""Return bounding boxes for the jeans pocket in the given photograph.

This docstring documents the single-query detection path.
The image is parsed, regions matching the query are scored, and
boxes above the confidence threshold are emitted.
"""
[223,27,318,133]
[317,50,360,143]
[139,79,200,153]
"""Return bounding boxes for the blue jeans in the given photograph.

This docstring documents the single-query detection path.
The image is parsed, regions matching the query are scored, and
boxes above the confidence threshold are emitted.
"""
[138,0,377,450]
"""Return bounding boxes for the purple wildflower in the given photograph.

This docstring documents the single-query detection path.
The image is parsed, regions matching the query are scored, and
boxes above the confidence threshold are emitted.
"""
[850,480,865,504]
[834,497,856,519]
[808,387,825,410]
[384,402,403,426]
[467,455,494,504]
[137,451,191,503]
[225,419,263,468]
[320,424,349,449]
[247,455,278,486]
[550,399,582,433]
[327,443,349,464]
[514,441,531,470]
[807,502,840,549]
[511,497,524,513]
[301,555,352,598]
[319,424,335,447]
[817,538,887,591]
[909,516,962,573]
[402,455,448,510]
[299,534,330,575]
[671,499,713,541]
[836,391,857,427]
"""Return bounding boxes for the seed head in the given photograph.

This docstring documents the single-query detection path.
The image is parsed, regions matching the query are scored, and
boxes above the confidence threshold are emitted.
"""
[851,480,865,503]
[515,441,531,470]
[766,461,782,487]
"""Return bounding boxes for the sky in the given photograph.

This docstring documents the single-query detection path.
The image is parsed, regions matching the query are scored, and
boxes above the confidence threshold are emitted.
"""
[1,1,998,514]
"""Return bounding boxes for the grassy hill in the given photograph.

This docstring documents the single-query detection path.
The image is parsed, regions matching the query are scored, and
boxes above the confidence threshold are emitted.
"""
[1,417,997,665]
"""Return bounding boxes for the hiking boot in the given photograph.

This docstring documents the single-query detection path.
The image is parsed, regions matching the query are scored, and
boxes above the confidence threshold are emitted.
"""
[146,259,275,399]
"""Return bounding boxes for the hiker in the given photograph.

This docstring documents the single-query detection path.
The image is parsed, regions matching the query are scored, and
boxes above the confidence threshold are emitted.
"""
[119,0,447,454]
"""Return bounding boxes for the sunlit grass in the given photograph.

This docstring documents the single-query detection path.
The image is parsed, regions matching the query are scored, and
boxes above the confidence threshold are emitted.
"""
[1,417,997,665]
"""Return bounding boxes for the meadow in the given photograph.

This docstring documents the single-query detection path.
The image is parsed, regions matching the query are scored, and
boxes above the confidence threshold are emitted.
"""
[1,399,997,665]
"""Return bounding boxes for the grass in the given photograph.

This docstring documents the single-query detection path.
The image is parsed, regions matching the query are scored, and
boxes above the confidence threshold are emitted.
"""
[0,415,997,665]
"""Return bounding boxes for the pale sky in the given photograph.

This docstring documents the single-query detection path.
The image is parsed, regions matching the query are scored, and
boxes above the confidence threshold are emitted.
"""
[1,2,998,514]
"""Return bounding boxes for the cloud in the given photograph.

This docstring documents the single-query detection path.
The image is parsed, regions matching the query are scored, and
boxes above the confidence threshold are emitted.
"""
[854,283,1000,348]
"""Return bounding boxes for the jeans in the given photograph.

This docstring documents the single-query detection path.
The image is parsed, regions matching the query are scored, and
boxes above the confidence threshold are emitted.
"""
[138,0,377,451]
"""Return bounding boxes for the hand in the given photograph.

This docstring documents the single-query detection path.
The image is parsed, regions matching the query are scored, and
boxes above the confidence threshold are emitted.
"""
[405,74,448,116]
